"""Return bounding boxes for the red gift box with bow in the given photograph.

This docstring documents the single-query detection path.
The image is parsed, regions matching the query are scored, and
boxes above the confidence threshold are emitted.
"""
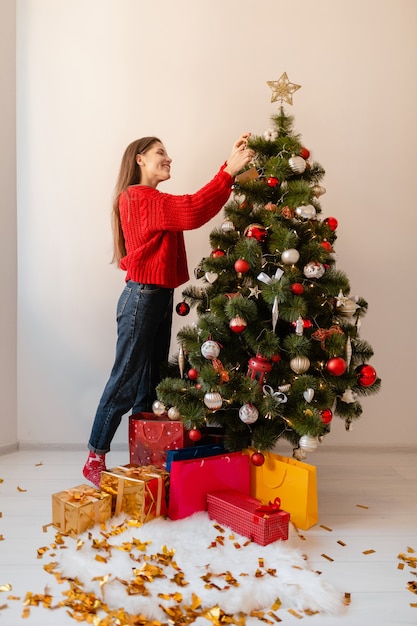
[207,490,290,545]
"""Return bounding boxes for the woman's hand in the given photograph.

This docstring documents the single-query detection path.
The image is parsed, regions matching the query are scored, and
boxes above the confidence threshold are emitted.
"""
[224,133,255,177]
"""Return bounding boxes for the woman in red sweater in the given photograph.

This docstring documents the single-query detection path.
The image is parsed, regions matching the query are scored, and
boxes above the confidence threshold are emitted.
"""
[83,133,254,487]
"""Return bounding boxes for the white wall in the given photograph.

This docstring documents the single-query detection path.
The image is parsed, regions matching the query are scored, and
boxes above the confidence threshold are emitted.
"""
[0,0,18,453]
[15,0,417,451]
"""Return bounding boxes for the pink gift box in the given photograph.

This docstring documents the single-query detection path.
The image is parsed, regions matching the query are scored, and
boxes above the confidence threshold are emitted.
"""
[207,490,290,545]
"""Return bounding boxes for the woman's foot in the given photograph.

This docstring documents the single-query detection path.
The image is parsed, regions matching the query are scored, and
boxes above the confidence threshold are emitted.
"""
[82,452,107,489]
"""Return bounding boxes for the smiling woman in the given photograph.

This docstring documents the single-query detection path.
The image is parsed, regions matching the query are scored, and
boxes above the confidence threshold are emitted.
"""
[82,133,254,488]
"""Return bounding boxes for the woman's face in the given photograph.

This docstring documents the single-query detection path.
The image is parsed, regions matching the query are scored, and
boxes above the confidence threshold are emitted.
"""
[137,141,172,188]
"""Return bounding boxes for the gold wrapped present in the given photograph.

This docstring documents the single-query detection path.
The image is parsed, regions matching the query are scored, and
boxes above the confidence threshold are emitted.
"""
[52,484,112,536]
[100,465,168,523]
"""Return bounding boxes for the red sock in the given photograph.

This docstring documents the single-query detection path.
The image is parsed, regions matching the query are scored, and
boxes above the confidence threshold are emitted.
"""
[82,451,106,489]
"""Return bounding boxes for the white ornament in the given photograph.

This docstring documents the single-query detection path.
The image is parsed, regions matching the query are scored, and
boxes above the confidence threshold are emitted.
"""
[167,406,181,421]
[205,271,218,284]
[239,403,259,424]
[296,204,316,219]
[263,128,278,141]
[303,261,325,279]
[204,391,223,410]
[341,388,358,403]
[152,400,166,416]
[281,248,300,265]
[289,156,307,174]
[303,388,314,403]
[221,219,235,232]
[299,434,318,452]
[201,340,220,360]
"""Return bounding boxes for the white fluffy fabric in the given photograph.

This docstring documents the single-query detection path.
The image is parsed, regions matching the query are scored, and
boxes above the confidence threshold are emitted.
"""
[56,512,345,623]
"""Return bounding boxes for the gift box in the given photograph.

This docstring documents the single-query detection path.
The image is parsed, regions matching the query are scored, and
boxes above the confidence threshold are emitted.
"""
[100,465,168,523]
[165,442,225,471]
[52,484,112,537]
[207,490,290,546]
[168,451,250,520]
[129,413,190,467]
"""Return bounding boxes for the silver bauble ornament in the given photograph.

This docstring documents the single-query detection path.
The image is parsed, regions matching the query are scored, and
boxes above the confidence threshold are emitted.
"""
[201,340,220,360]
[152,400,166,416]
[290,355,310,374]
[239,403,259,424]
[299,434,318,452]
[167,406,181,421]
[295,204,316,219]
[203,391,223,410]
[289,155,307,174]
[312,185,326,197]
[281,248,300,265]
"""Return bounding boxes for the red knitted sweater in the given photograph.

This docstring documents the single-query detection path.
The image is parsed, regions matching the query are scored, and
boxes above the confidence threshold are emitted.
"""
[119,166,233,288]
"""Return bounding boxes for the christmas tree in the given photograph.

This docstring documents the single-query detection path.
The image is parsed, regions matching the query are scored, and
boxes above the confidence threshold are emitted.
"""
[156,73,380,464]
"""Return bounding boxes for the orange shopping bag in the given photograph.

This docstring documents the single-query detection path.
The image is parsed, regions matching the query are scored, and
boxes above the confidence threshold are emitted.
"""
[247,450,318,530]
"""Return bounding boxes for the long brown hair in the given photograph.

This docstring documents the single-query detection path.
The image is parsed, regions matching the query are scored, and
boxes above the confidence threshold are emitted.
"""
[111,136,161,265]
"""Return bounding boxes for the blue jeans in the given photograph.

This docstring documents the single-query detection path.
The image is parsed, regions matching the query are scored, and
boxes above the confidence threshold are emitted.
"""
[88,281,174,454]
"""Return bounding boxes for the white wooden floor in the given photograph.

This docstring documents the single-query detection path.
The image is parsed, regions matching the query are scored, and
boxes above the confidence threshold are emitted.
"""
[0,447,416,625]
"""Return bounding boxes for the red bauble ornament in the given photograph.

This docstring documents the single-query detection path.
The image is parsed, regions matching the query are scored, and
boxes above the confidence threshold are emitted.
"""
[234,258,250,274]
[244,223,267,243]
[326,357,347,376]
[271,353,281,363]
[267,176,279,187]
[211,248,225,258]
[320,408,333,424]
[187,368,199,380]
[320,240,333,252]
[188,428,202,442]
[175,301,190,316]
[324,217,338,231]
[251,451,265,466]
[291,282,304,295]
[299,147,310,159]
[356,364,377,387]
[229,315,247,333]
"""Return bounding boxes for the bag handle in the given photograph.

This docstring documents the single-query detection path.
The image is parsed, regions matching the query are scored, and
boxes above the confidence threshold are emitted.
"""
[258,452,289,489]
[135,421,167,443]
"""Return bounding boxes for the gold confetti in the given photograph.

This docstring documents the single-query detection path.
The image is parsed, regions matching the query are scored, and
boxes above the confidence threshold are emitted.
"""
[321,554,334,562]
[356,504,369,509]
[0,478,3,484]
[35,461,43,466]
[337,540,346,547]
[268,610,282,622]
[410,602,417,608]
[288,608,303,618]
[320,524,333,532]
[0,584,12,592]
[0,535,4,541]
[363,549,375,555]
[17,486,27,492]
[398,563,405,570]
[408,581,417,595]
[344,592,351,605]
[36,546,49,559]
[304,608,319,615]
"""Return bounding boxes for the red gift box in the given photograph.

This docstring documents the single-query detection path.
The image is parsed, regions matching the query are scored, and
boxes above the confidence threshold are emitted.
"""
[129,413,189,468]
[207,490,290,545]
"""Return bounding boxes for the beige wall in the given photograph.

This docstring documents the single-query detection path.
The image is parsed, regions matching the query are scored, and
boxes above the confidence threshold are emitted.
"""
[0,0,17,453]
[11,0,417,451]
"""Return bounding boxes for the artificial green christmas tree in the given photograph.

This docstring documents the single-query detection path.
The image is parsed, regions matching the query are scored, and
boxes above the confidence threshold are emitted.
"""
[156,75,380,464]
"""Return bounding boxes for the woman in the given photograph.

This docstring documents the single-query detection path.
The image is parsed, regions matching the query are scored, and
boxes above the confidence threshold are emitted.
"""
[83,133,253,487]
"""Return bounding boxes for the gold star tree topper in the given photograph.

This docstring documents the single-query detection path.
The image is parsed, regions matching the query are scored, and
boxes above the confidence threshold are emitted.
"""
[267,72,301,105]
